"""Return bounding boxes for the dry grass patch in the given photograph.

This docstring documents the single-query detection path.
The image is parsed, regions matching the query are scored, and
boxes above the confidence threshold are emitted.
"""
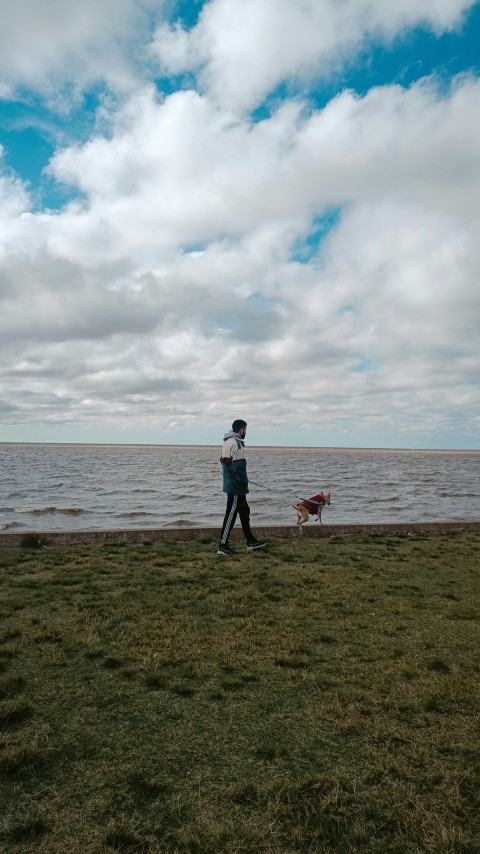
[0,532,479,853]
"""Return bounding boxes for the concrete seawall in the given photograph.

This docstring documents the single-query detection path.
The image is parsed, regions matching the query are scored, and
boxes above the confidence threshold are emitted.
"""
[1,520,479,548]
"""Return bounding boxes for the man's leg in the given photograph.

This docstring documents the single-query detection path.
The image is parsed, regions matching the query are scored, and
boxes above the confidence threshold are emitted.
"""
[237,496,266,550]
[237,496,255,542]
[219,494,238,546]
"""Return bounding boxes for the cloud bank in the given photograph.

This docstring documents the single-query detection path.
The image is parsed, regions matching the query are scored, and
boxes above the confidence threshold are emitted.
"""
[0,0,479,447]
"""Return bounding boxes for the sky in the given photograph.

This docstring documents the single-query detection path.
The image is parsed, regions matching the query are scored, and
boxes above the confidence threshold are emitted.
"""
[0,0,479,449]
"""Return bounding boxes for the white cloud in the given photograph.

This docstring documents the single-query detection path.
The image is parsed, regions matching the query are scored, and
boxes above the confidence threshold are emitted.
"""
[1,0,473,106]
[0,1,479,446]
[1,193,478,441]
[45,88,306,263]
[151,0,477,111]
[42,74,480,267]
[291,75,480,218]
[0,153,32,261]
[0,0,161,99]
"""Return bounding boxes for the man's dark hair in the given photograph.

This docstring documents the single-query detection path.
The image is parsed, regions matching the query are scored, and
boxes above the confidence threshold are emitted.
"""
[232,419,247,433]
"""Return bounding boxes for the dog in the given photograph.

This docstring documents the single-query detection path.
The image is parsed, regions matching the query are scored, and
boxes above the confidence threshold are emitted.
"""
[293,492,331,531]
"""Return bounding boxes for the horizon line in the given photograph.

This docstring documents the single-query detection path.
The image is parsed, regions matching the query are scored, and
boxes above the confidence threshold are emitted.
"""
[1,441,478,453]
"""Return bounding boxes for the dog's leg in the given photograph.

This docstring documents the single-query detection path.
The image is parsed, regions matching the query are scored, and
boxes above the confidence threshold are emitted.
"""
[296,509,307,535]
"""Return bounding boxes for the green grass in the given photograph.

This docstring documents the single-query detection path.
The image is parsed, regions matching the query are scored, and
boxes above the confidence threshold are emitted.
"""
[0,532,479,853]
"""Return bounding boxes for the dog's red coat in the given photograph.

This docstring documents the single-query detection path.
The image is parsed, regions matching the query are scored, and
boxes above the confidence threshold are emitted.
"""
[298,494,327,514]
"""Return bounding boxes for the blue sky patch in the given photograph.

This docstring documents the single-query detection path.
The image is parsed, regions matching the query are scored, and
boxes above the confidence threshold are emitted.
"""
[338,4,480,99]
[0,87,104,209]
[355,356,376,373]
[290,208,342,263]
[168,0,205,29]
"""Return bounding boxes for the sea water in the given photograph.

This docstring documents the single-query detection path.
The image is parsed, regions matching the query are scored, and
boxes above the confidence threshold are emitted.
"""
[1,443,479,532]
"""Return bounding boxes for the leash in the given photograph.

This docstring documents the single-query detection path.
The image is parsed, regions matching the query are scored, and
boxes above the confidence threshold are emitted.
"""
[248,478,327,507]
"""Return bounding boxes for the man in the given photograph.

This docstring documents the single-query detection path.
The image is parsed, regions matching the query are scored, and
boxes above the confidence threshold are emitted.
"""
[217,419,266,556]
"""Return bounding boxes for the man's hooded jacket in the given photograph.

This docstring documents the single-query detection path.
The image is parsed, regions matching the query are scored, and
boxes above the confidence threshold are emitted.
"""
[220,430,249,495]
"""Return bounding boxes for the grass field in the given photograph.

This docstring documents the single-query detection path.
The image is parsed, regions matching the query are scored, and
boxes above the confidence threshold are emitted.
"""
[1,531,479,853]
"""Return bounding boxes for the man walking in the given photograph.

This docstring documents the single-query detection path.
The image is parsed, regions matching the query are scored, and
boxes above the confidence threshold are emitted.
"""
[217,419,266,556]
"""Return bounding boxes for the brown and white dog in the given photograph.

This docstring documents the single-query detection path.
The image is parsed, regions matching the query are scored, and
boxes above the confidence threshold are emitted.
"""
[293,492,331,530]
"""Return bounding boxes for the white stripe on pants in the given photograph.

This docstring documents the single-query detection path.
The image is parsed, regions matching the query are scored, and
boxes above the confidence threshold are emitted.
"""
[220,495,238,545]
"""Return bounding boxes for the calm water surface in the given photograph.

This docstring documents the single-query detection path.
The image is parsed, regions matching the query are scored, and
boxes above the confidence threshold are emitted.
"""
[1,444,479,531]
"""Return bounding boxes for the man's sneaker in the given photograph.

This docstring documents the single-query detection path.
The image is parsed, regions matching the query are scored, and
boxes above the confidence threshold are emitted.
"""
[246,540,266,551]
[217,544,234,556]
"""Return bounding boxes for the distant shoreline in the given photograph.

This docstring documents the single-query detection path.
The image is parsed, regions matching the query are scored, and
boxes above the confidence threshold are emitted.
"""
[1,442,479,453]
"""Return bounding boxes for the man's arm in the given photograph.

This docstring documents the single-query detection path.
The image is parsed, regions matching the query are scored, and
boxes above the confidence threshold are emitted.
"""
[231,447,249,493]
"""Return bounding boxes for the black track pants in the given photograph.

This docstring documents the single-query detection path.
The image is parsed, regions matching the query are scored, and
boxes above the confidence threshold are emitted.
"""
[220,494,255,546]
